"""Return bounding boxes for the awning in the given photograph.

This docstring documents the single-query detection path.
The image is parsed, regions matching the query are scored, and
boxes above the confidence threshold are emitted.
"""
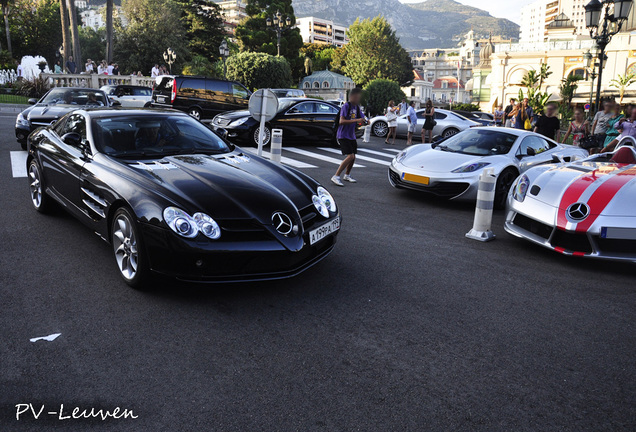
[464,78,474,92]
[547,93,562,102]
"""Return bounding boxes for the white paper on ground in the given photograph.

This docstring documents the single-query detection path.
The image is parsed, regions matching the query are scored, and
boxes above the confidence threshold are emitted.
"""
[29,333,61,343]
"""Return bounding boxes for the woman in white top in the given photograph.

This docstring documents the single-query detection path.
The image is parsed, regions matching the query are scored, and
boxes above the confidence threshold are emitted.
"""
[385,100,399,145]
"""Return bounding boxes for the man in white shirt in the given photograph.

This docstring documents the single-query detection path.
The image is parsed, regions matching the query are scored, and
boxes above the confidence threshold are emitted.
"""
[151,64,160,77]
[107,62,114,75]
[85,59,94,73]
[16,61,23,80]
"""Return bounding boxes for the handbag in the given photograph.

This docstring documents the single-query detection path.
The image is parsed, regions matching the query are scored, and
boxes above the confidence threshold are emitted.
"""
[524,118,532,130]
[386,110,397,121]
[578,135,599,150]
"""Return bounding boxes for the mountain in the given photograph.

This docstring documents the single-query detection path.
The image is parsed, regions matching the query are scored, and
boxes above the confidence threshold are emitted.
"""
[292,0,519,49]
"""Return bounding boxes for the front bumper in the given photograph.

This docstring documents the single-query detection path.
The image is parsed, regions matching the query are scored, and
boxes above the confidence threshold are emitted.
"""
[211,122,252,143]
[505,204,636,263]
[388,163,479,200]
[15,125,31,142]
[139,217,340,283]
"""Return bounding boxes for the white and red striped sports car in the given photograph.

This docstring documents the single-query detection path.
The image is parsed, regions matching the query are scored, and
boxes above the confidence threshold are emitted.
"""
[505,138,636,261]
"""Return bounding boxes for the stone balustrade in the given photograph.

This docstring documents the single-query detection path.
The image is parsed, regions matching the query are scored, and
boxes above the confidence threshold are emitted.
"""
[40,73,156,89]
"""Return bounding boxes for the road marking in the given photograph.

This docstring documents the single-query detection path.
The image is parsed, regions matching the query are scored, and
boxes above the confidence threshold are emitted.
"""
[30,333,61,343]
[383,148,403,153]
[285,147,365,168]
[318,148,391,166]
[10,151,27,178]
[358,148,397,158]
[243,148,317,169]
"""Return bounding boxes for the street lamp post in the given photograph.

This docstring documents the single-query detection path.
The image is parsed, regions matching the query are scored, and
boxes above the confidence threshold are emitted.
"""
[163,48,176,74]
[266,11,292,56]
[219,40,229,79]
[583,48,599,119]
[584,0,632,113]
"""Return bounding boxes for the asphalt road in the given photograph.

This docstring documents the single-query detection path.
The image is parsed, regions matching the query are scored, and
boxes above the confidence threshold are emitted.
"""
[0,111,634,431]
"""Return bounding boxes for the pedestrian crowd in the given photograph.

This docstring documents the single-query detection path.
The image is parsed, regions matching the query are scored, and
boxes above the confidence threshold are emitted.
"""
[48,57,171,78]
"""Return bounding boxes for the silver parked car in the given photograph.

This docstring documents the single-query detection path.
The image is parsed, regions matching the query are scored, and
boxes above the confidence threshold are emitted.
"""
[369,108,480,140]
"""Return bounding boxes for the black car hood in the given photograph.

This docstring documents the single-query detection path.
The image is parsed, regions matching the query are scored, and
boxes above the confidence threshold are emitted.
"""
[117,151,319,250]
[25,104,78,122]
[216,110,251,121]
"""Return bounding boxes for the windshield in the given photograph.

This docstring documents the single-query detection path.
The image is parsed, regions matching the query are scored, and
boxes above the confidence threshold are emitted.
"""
[41,88,108,106]
[436,129,518,156]
[92,115,232,158]
[277,99,301,113]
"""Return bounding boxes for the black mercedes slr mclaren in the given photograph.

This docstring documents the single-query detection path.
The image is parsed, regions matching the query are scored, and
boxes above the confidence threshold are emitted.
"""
[25,108,341,288]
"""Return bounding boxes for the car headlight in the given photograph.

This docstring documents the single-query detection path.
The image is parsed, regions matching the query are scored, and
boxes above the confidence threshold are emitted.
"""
[163,207,221,240]
[396,150,409,164]
[230,117,249,126]
[512,174,530,202]
[313,186,337,218]
[16,113,30,127]
[451,162,490,173]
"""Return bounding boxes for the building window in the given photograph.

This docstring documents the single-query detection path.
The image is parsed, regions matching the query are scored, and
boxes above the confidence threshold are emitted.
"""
[411,88,415,97]
[303,82,310,89]
[568,68,585,79]
[322,81,330,88]
[313,82,320,89]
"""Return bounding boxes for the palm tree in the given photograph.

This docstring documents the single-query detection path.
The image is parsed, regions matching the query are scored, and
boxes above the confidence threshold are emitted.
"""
[0,0,12,54]
[66,0,81,67]
[610,73,636,104]
[106,0,113,63]
[59,0,70,68]
[520,70,539,89]
[538,63,552,88]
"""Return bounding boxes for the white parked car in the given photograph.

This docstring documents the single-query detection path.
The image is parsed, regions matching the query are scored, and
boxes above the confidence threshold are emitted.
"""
[388,127,589,209]
[369,108,480,139]
[100,85,153,108]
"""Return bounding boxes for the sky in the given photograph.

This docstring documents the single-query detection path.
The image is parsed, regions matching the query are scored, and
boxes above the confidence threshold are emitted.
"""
[399,0,528,24]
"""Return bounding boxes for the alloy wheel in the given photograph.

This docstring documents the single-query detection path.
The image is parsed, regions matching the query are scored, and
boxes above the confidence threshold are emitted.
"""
[113,213,139,281]
[443,128,459,138]
[373,121,389,137]
[253,126,271,147]
[29,163,42,209]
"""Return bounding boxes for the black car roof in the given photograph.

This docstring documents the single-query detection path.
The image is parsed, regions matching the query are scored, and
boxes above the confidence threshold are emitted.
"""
[81,107,188,118]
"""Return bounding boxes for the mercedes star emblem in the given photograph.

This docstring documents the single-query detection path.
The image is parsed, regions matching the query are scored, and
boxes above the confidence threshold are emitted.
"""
[272,212,293,235]
[567,202,590,222]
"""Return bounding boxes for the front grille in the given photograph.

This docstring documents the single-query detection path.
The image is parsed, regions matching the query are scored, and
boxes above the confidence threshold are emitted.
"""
[551,229,593,254]
[299,204,319,231]
[595,238,636,255]
[513,214,552,240]
[218,219,271,242]
[390,170,469,197]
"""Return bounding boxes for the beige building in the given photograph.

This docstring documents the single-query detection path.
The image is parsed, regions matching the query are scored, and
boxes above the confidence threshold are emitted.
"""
[214,0,248,36]
[478,8,636,111]
[520,0,595,43]
[296,17,349,47]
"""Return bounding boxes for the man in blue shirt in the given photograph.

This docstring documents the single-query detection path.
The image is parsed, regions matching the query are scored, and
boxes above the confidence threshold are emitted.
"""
[331,88,367,187]
[65,55,77,74]
[406,101,417,145]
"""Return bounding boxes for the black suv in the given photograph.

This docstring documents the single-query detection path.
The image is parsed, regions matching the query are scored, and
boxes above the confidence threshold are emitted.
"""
[151,75,251,120]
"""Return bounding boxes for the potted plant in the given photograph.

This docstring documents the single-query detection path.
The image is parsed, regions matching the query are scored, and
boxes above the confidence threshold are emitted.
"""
[37,61,47,72]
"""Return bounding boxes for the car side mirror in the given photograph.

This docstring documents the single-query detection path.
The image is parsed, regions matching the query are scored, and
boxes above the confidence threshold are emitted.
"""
[28,98,37,105]
[214,127,229,140]
[527,148,536,156]
[61,132,82,147]
[111,99,121,107]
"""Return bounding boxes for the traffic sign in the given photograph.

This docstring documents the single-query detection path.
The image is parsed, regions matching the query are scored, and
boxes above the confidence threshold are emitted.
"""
[584,103,591,112]
[249,89,279,156]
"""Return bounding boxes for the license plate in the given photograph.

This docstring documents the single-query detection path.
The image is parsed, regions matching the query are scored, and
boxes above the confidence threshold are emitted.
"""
[309,217,340,245]
[402,172,430,185]
[157,96,167,103]
[601,227,636,240]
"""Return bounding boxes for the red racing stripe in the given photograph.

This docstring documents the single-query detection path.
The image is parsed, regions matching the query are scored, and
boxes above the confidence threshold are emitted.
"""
[575,166,636,232]
[556,168,612,229]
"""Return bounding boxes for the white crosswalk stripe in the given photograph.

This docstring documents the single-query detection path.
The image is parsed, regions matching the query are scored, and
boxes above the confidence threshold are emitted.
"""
[285,147,366,168]
[382,148,402,153]
[10,151,27,178]
[318,148,391,166]
[358,148,397,158]
[243,148,317,169]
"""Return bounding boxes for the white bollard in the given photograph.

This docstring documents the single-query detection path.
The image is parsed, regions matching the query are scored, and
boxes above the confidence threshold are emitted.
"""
[466,168,497,242]
[363,124,371,143]
[270,128,283,163]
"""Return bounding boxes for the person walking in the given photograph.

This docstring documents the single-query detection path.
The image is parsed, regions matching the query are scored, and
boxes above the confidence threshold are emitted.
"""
[399,98,409,116]
[591,100,614,146]
[421,100,435,143]
[603,104,624,148]
[331,88,367,187]
[494,105,504,127]
[385,100,399,145]
[504,98,515,127]
[406,101,417,146]
[65,55,77,74]
[515,98,533,130]
[534,103,561,140]
[561,108,589,147]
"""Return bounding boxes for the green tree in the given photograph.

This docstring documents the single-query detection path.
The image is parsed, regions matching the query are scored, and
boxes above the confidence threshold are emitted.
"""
[338,16,413,88]
[182,55,215,76]
[175,0,225,62]
[235,0,303,79]
[114,0,188,75]
[1,0,13,54]
[558,74,582,127]
[362,79,405,116]
[610,73,636,105]
[9,0,62,65]
[518,65,553,114]
[79,27,104,64]
[299,43,339,74]
[225,51,291,90]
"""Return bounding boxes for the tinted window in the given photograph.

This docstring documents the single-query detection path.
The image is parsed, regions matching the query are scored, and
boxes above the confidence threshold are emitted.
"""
[206,79,230,95]
[232,83,249,99]
[288,102,315,114]
[518,136,553,156]
[315,103,338,115]
[180,78,206,92]
[155,77,174,91]
[132,88,152,96]
[41,88,107,106]
[434,112,447,120]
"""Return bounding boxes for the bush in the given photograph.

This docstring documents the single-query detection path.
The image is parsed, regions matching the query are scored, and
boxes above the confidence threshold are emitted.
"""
[362,79,405,116]
[453,103,480,112]
[15,76,50,98]
[0,50,15,70]
[182,55,217,77]
[225,52,292,91]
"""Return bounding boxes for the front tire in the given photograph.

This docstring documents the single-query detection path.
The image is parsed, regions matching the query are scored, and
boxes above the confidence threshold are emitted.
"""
[188,107,202,120]
[111,207,149,289]
[252,125,271,147]
[28,160,51,213]
[372,121,389,137]
[494,168,518,210]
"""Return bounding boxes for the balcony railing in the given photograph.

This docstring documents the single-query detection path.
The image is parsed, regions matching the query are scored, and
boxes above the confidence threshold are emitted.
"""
[496,39,595,53]
[41,73,155,89]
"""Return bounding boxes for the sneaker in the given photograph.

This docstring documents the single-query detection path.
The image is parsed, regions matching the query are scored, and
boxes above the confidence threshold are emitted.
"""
[343,175,357,183]
[331,176,344,187]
